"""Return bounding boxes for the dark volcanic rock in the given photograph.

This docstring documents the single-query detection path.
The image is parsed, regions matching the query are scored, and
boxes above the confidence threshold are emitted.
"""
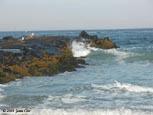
[79,31,90,38]
[79,31,98,40]
[79,31,118,49]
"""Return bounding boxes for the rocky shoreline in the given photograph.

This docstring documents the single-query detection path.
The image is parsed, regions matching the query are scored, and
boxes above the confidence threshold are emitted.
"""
[0,31,118,84]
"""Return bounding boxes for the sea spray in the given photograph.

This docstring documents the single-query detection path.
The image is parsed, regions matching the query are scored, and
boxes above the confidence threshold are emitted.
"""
[71,39,102,57]
[71,40,91,57]
[71,40,133,63]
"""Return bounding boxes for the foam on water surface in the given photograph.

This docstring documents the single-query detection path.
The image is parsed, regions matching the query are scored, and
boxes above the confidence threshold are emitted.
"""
[0,84,7,101]
[71,40,135,63]
[1,29,153,114]
[47,94,86,104]
[92,81,153,93]
[30,108,152,115]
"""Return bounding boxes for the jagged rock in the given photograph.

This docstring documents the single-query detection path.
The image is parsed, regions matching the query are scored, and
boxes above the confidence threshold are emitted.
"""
[79,31,118,49]
[0,36,85,83]
[79,31,90,38]
[90,38,118,49]
[79,31,98,39]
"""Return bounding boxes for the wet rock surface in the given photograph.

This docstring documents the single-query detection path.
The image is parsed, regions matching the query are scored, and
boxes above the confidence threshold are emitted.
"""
[0,31,118,84]
[79,31,118,49]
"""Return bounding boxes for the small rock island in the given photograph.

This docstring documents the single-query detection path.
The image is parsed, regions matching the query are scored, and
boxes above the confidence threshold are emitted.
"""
[0,31,118,84]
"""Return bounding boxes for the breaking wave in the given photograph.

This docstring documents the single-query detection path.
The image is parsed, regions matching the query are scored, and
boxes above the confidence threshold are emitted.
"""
[101,49,129,58]
[30,108,152,115]
[99,49,136,63]
[71,40,91,57]
[92,81,153,93]
[71,40,134,62]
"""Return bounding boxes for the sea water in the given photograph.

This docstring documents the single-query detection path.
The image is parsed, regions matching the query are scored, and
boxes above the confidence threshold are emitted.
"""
[0,29,153,115]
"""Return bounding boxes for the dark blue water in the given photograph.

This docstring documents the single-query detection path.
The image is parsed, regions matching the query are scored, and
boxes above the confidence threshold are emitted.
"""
[0,29,153,115]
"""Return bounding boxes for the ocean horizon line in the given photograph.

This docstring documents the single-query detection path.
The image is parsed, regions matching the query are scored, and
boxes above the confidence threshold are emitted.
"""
[0,27,153,33]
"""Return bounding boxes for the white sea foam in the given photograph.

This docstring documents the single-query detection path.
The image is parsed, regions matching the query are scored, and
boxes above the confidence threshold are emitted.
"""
[101,49,129,57]
[61,96,86,104]
[0,84,7,100]
[30,108,152,115]
[36,94,86,108]
[0,84,7,87]
[71,40,91,57]
[100,49,133,63]
[47,94,86,104]
[71,40,134,63]
[92,81,153,93]
[0,94,5,100]
[88,46,99,51]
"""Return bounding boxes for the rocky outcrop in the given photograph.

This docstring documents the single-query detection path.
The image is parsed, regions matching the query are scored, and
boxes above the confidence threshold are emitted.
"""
[79,31,98,40]
[90,38,118,49]
[79,31,118,49]
[0,36,86,84]
[0,31,118,84]
[0,48,85,83]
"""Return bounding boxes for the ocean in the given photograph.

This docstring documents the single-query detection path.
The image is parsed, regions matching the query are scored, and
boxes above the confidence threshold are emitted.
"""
[0,29,153,115]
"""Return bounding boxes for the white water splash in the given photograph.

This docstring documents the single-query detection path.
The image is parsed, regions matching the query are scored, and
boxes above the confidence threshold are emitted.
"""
[71,40,134,63]
[71,40,91,57]
[30,108,152,115]
[92,81,153,93]
[71,40,105,57]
